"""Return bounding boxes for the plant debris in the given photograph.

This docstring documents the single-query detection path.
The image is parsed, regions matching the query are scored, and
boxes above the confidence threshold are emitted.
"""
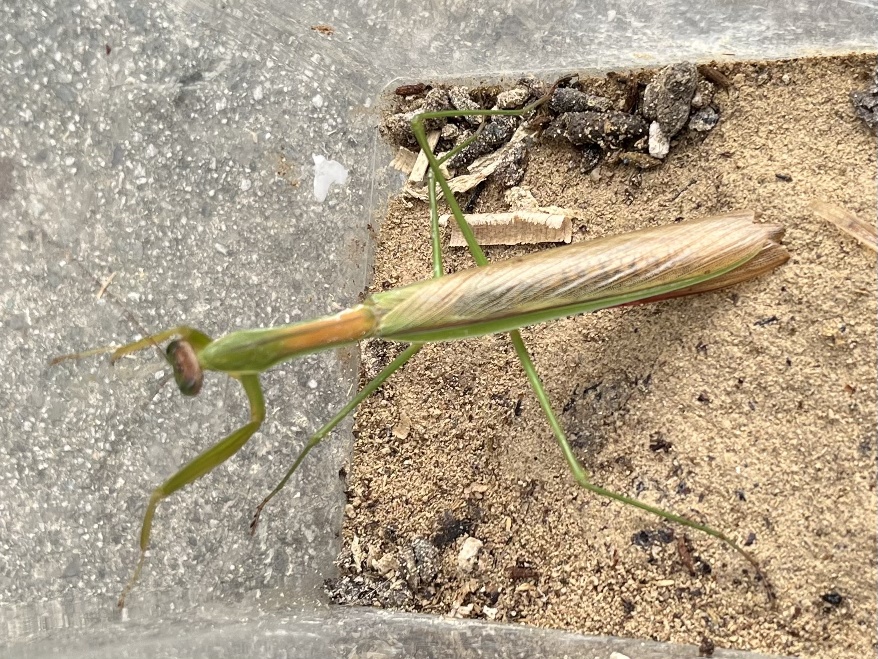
[439,209,573,246]
[809,198,878,253]
[850,70,878,130]
[381,62,726,196]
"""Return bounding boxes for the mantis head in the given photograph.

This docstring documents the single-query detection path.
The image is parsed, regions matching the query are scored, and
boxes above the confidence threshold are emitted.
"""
[166,339,204,396]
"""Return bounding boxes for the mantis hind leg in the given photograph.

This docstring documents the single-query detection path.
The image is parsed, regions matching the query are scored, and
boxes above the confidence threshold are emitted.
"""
[118,373,265,607]
[506,330,776,602]
[411,107,776,603]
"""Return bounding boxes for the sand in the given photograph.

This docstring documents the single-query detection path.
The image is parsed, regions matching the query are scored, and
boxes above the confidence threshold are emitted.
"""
[335,55,877,658]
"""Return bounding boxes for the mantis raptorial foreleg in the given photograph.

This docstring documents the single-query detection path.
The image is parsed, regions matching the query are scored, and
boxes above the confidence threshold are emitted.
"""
[109,327,263,607]
[53,80,785,606]
[117,373,265,607]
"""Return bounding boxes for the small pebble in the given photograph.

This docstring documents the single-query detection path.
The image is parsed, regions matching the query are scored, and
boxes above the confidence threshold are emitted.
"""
[492,140,529,187]
[691,77,716,109]
[549,87,612,113]
[851,71,878,130]
[648,121,670,159]
[552,110,646,150]
[412,537,439,583]
[448,86,482,126]
[457,536,483,574]
[495,86,530,110]
[642,61,698,137]
[688,107,719,132]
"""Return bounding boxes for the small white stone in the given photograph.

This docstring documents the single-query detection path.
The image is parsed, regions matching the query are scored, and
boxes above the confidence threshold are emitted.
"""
[312,93,324,108]
[457,536,483,574]
[648,121,670,159]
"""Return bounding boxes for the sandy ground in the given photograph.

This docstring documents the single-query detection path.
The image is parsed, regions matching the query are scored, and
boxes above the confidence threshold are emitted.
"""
[335,55,877,658]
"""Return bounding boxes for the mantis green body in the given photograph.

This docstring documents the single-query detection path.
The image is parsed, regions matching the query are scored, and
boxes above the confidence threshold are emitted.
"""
[56,92,787,607]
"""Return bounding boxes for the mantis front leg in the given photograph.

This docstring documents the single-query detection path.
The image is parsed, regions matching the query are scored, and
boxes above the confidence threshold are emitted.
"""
[118,372,266,608]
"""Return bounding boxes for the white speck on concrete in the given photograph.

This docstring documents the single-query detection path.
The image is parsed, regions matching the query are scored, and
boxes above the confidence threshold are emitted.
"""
[311,93,324,108]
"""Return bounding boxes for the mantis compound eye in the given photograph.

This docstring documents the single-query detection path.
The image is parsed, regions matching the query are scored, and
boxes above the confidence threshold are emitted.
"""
[166,339,204,396]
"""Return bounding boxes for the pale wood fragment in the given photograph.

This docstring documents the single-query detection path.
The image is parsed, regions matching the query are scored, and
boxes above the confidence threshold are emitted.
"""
[810,199,877,253]
[407,130,441,183]
[390,147,418,174]
[440,210,573,246]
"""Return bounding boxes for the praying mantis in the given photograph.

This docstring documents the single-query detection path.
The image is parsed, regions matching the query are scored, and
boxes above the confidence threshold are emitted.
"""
[54,84,788,608]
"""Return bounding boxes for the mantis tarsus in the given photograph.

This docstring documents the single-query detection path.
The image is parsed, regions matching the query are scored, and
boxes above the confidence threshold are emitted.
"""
[54,85,788,608]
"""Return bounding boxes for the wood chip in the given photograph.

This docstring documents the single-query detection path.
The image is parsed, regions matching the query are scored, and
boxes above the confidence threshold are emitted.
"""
[810,199,877,253]
[390,147,418,174]
[392,412,411,439]
[407,130,441,184]
[440,210,573,246]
